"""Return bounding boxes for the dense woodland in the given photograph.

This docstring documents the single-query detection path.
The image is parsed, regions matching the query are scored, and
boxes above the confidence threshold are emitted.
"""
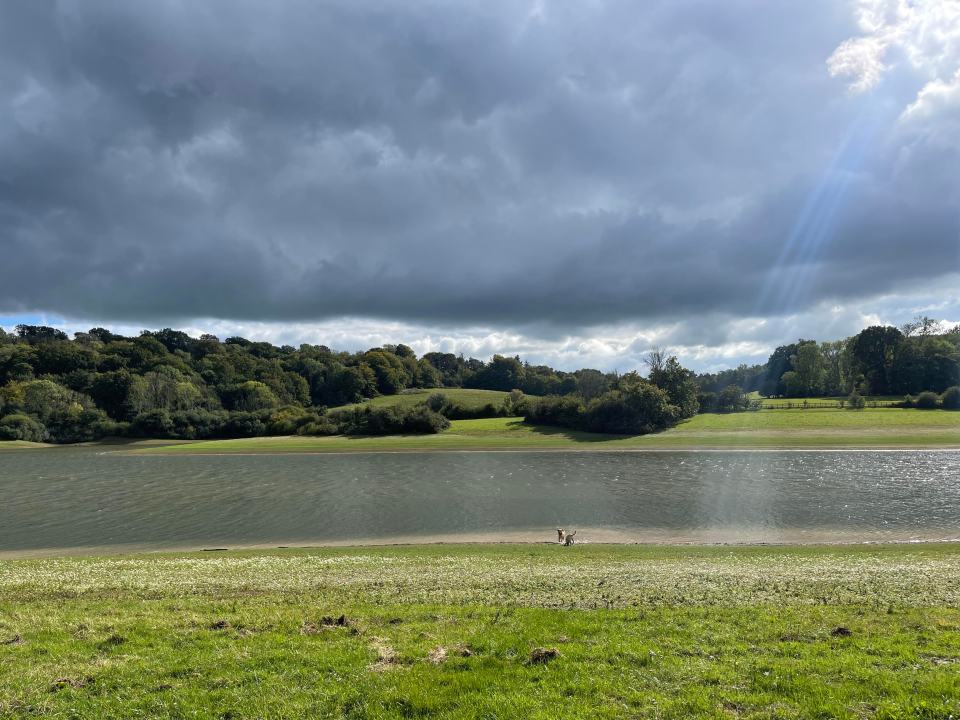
[696,319,960,404]
[1,319,958,443]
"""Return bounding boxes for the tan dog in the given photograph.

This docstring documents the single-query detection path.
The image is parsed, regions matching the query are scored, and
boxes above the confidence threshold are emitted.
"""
[556,528,566,544]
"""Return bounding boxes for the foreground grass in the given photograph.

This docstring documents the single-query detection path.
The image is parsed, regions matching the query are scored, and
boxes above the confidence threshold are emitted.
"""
[130,408,960,454]
[1,544,959,719]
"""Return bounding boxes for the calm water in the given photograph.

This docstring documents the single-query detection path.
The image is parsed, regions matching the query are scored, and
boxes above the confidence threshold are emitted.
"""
[2,448,960,554]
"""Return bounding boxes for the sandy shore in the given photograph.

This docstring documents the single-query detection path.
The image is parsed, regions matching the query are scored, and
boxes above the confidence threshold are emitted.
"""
[4,526,960,559]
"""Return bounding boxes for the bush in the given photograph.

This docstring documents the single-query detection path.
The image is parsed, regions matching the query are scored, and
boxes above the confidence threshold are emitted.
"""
[501,389,528,416]
[584,383,676,434]
[524,395,585,429]
[846,391,866,410]
[714,385,751,413]
[266,407,322,435]
[0,413,47,442]
[915,391,940,410]
[298,417,339,436]
[130,409,175,437]
[221,412,268,438]
[697,391,718,412]
[524,376,679,436]
[330,405,450,435]
[130,408,269,439]
[425,393,447,412]
[940,386,960,410]
[429,398,505,420]
[44,407,117,443]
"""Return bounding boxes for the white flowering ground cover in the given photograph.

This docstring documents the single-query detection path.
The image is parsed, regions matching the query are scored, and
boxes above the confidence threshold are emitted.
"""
[1,543,959,719]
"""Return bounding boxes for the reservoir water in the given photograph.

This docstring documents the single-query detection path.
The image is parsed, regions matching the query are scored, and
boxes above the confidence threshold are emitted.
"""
[2,448,959,555]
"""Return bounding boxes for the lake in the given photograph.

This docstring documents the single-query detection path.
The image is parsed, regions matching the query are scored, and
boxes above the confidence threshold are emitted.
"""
[2,448,959,555]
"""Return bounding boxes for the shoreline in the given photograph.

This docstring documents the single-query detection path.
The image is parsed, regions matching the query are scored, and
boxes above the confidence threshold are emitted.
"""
[4,531,960,560]
[125,444,960,456]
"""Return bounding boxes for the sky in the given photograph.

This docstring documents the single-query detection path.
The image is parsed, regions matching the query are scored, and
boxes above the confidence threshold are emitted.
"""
[1,0,959,372]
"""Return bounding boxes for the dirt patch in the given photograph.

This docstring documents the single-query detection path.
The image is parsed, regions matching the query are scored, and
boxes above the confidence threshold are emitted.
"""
[97,633,126,649]
[369,637,398,671]
[831,626,853,638]
[529,647,560,664]
[300,621,321,635]
[50,676,95,692]
[321,614,350,628]
[427,646,447,664]
[2,634,22,646]
[302,615,356,635]
[778,632,816,643]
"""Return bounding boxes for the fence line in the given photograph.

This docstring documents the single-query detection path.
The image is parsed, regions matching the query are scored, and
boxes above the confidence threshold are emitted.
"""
[760,401,900,410]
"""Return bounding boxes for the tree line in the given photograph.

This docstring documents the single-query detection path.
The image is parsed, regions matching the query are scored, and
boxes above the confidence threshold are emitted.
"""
[696,318,960,405]
[0,325,623,443]
[1,319,957,444]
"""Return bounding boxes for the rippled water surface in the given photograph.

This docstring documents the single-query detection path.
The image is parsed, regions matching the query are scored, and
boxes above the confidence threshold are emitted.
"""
[2,449,959,554]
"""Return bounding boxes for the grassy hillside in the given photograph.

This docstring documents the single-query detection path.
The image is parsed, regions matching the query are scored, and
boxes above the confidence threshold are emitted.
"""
[2,543,958,718]
[131,408,960,454]
[335,388,518,412]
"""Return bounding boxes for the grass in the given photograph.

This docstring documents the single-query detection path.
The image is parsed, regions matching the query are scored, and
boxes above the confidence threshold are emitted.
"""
[129,408,960,454]
[335,388,518,412]
[3,405,957,455]
[2,543,959,718]
[0,440,54,451]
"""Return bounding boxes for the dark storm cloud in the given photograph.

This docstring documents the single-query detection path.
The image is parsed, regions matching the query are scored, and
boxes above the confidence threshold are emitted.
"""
[1,0,957,330]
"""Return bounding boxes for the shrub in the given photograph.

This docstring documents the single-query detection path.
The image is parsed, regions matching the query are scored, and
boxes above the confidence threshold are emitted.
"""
[524,377,678,436]
[266,407,321,435]
[426,393,447,412]
[524,395,585,429]
[0,413,47,442]
[330,405,450,435]
[914,391,940,410]
[584,383,676,434]
[940,386,960,410]
[846,391,866,410]
[298,417,339,436]
[44,407,117,443]
[715,385,750,413]
[169,409,230,439]
[431,399,505,420]
[130,409,175,437]
[221,412,268,438]
[501,389,528,416]
[697,391,718,412]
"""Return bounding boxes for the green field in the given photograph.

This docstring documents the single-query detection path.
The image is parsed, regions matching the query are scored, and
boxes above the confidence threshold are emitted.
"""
[2,405,957,455]
[335,388,518,412]
[128,408,960,454]
[2,543,958,719]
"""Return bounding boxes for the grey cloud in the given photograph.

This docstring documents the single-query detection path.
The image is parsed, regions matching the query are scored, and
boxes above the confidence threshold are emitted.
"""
[1,0,957,334]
